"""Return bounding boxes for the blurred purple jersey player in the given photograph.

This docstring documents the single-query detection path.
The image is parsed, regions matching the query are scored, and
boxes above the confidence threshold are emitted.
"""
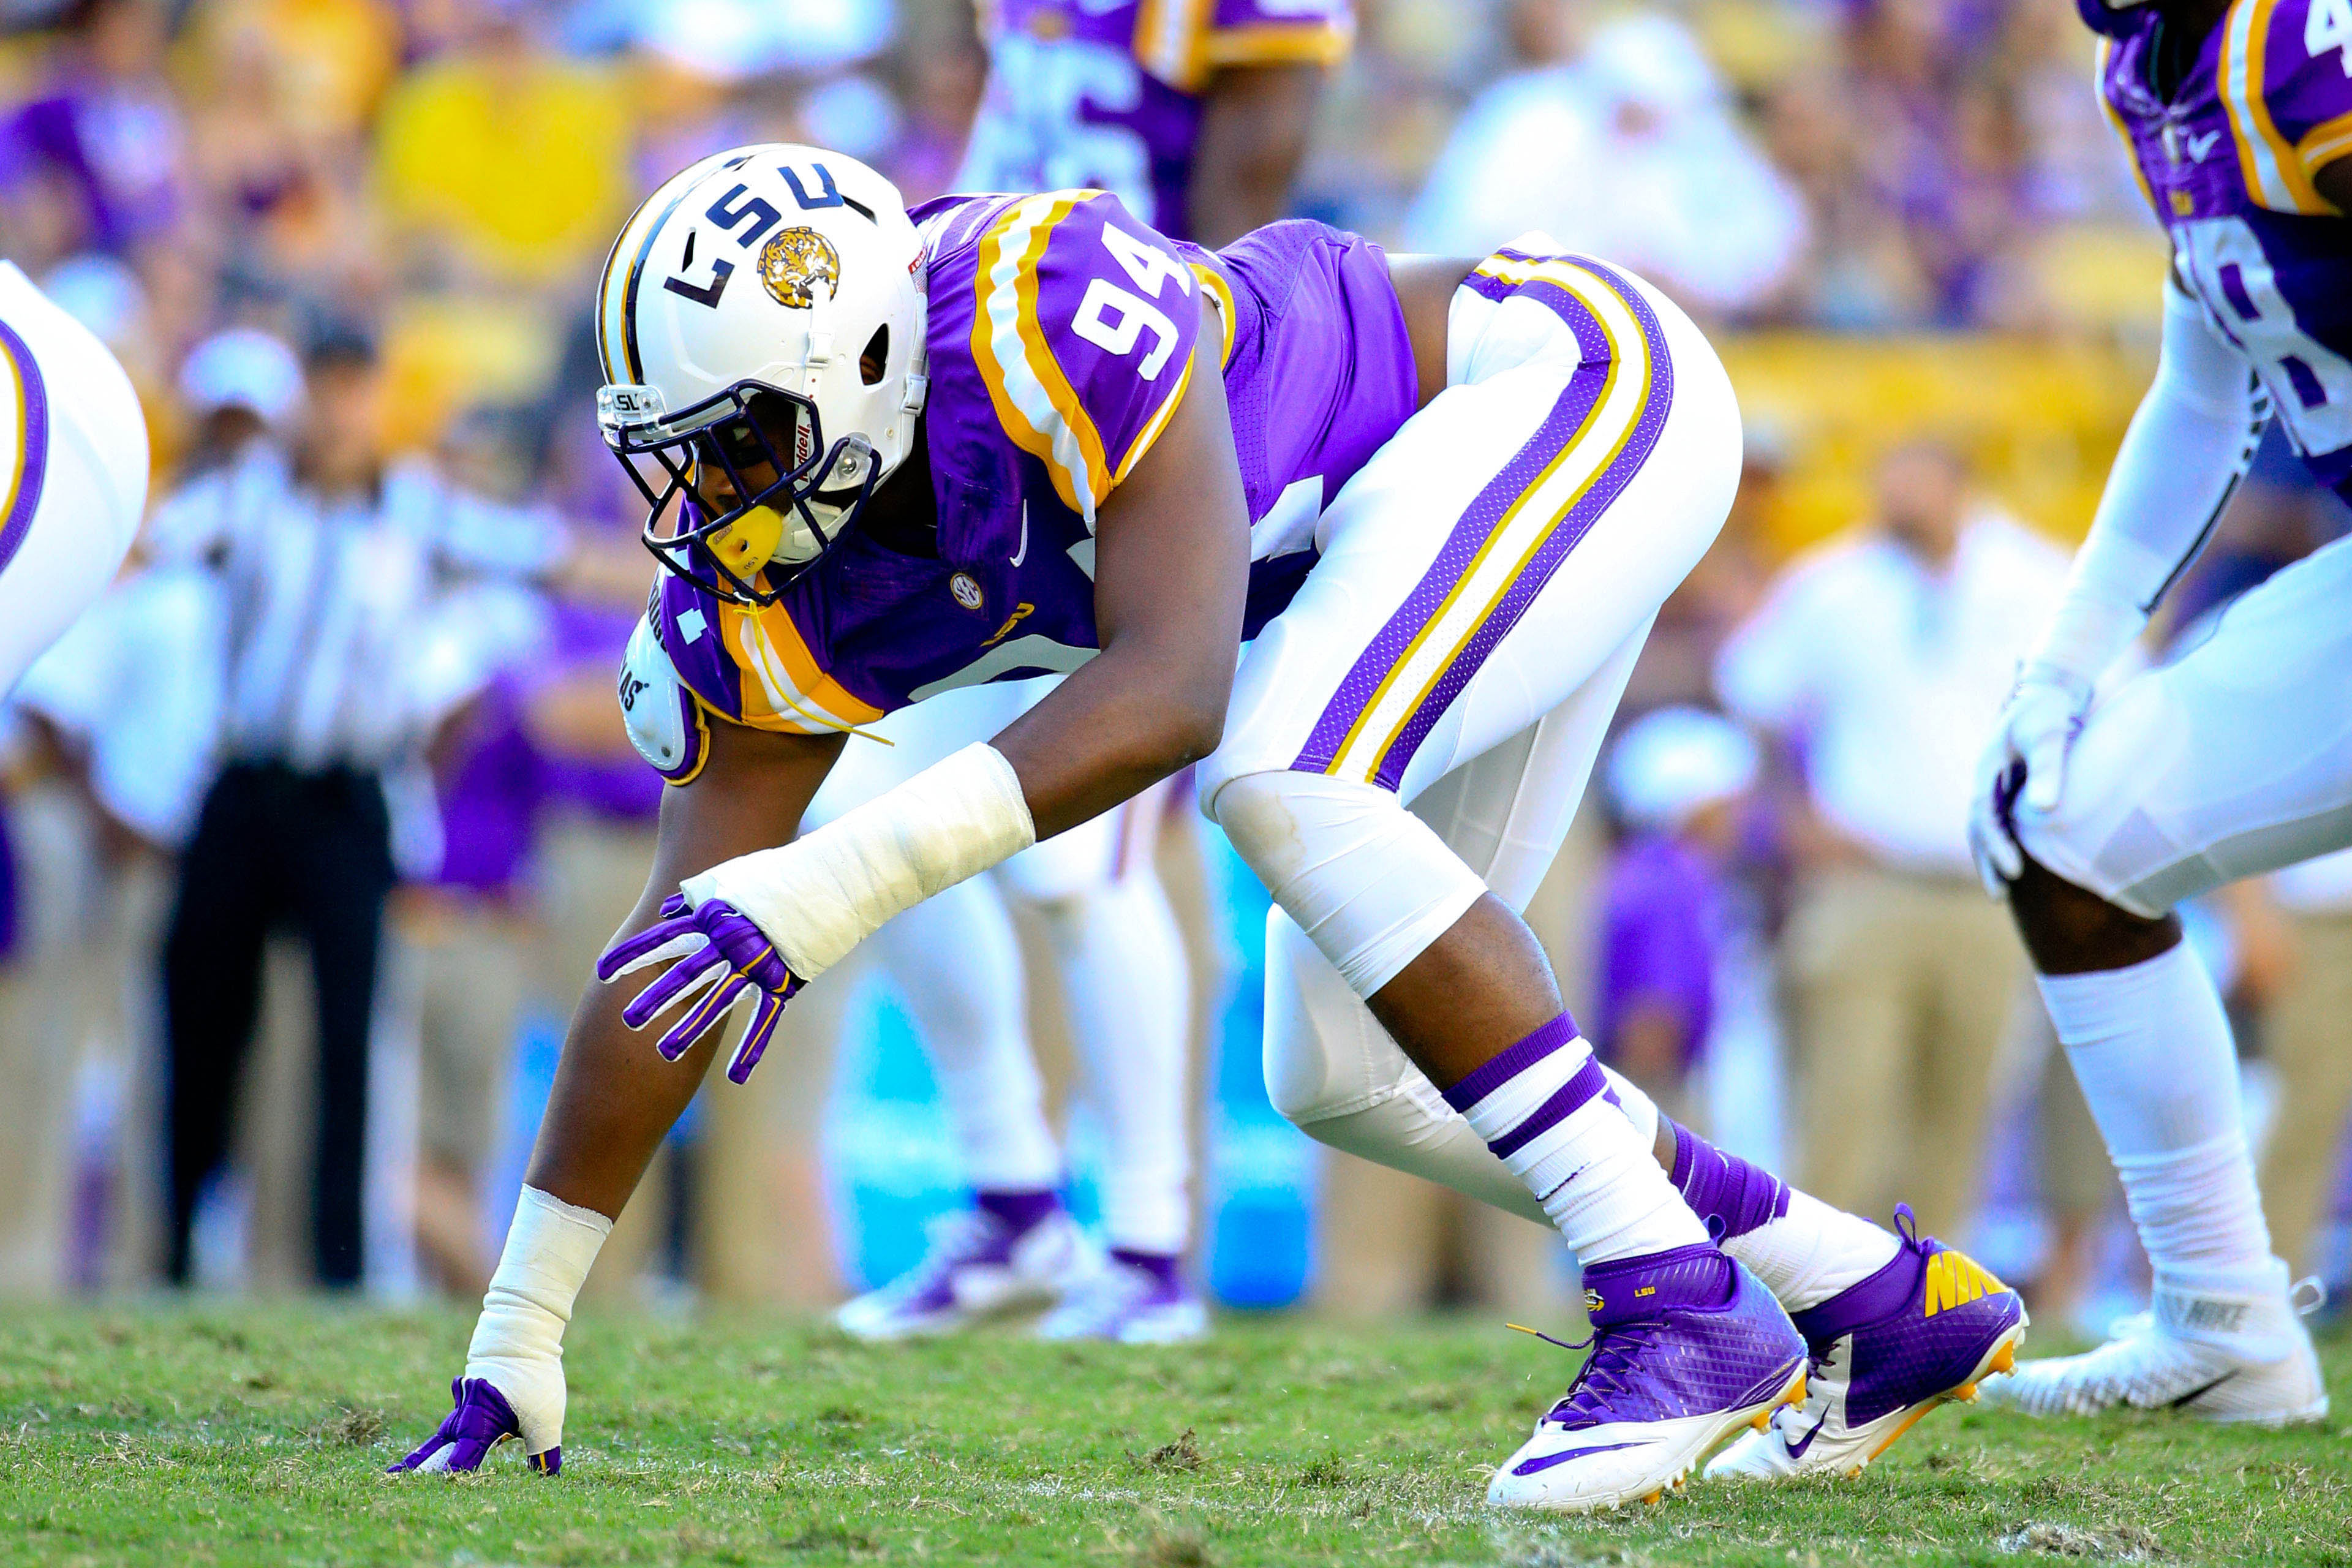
[396,142,2022,1509]
[956,0,1350,245]
[1969,0,2351,1426]
[2092,0,2352,489]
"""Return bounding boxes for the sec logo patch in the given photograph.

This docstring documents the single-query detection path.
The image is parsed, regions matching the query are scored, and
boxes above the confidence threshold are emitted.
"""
[950,572,984,611]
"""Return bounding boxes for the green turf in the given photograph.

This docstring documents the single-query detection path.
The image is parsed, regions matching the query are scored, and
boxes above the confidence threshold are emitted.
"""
[1,1303,2348,1566]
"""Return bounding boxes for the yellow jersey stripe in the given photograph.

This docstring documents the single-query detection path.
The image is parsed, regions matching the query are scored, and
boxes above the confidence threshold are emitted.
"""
[2297,108,2352,195]
[1201,20,1352,67]
[1114,347,1194,484]
[973,193,1114,521]
[2223,0,2329,214]
[723,602,885,732]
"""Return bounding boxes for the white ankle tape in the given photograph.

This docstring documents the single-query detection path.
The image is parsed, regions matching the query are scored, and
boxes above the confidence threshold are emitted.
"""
[464,1186,613,1453]
[684,742,1036,979]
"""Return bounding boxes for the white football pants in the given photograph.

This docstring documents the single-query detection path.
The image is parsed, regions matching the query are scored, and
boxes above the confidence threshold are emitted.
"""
[1200,246,1740,1208]
[812,677,1193,1254]
[2016,528,2352,916]
[0,262,148,693]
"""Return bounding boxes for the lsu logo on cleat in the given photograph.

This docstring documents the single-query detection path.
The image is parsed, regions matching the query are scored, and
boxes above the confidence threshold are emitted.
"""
[1922,1252,2007,1317]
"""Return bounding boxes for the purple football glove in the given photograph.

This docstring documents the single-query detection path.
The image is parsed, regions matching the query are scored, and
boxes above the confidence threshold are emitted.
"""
[597,893,803,1083]
[388,1377,559,1475]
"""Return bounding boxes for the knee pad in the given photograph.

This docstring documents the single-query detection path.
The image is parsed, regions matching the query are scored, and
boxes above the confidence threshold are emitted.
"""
[1210,768,1485,997]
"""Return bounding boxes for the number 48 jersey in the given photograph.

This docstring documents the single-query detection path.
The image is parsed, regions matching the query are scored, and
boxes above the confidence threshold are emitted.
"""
[2098,0,2352,486]
[956,0,1351,240]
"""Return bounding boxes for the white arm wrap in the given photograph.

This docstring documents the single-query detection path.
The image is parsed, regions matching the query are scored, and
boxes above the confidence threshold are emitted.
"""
[2030,277,2266,686]
[682,741,1037,979]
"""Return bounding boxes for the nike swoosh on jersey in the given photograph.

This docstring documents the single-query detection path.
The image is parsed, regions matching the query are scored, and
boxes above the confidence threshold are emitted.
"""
[1011,501,1028,567]
[1511,1441,1645,1476]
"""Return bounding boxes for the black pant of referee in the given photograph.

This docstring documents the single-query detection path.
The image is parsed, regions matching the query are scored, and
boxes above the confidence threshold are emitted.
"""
[164,761,396,1288]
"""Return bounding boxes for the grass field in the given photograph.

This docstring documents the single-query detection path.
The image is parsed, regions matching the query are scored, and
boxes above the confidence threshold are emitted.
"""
[1,1304,2348,1567]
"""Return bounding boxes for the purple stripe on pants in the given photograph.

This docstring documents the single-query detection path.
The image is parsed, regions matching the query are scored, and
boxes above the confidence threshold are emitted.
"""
[1291,270,1613,774]
[1290,257,1675,790]
[0,317,51,575]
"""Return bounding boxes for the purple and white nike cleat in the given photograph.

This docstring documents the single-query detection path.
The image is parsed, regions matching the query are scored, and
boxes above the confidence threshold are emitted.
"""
[834,1200,1095,1341]
[1488,1246,1806,1512]
[1706,1205,2027,1481]
[1035,1250,1208,1344]
[388,1378,560,1476]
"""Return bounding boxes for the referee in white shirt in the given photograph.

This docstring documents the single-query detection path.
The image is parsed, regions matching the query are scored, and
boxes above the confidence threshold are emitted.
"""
[153,328,565,1288]
[1715,439,2069,1237]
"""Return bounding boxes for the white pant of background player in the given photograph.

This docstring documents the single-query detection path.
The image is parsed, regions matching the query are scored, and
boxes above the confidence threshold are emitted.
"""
[811,675,1197,1341]
[1203,247,1738,1229]
[0,262,148,694]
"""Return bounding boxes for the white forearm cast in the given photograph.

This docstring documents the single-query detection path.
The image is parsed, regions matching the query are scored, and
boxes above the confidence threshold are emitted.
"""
[682,741,1038,979]
[464,1185,612,1453]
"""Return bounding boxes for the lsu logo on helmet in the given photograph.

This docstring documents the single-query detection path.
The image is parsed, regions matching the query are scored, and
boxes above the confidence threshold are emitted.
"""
[761,228,842,310]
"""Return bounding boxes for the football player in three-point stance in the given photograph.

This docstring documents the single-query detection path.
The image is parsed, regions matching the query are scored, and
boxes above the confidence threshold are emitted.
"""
[1968,0,2352,1425]
[392,146,2025,1507]
[0,262,148,695]
[824,0,1352,1347]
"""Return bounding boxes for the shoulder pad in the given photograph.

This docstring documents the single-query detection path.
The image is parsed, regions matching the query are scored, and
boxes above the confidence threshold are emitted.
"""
[619,614,711,785]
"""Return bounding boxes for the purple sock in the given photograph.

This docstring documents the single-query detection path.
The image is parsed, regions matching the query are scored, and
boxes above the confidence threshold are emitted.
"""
[974,1188,1061,1235]
[1109,1248,1183,1292]
[1665,1118,1789,1243]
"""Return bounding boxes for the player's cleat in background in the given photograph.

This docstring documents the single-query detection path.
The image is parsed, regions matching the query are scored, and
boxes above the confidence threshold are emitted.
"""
[834,1204,1095,1341]
[389,1378,560,1476]
[1487,1246,1807,1513]
[1034,1251,1208,1344]
[1706,1204,2026,1480]
[1980,1266,2328,1426]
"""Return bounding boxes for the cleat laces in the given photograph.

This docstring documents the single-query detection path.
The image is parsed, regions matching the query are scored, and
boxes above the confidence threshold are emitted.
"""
[1510,1317,1673,1427]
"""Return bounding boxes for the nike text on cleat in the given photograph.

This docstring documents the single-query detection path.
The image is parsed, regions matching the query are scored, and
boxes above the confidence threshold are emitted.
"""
[1487,1246,1807,1513]
[1978,1265,2327,1426]
[389,1378,561,1476]
[834,1205,1095,1341]
[1706,1204,2027,1482]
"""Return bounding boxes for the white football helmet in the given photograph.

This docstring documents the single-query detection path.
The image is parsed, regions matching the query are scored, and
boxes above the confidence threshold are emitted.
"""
[595,145,929,605]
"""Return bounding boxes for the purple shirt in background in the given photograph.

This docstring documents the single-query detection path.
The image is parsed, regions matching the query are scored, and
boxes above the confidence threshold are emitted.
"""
[535,597,662,822]
[432,681,543,895]
[1594,832,1721,1073]
[1,78,184,254]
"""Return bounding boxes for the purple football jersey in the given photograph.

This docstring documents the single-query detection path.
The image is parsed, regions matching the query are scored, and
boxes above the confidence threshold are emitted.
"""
[2097,0,2352,484]
[650,190,1418,737]
[955,0,1352,240]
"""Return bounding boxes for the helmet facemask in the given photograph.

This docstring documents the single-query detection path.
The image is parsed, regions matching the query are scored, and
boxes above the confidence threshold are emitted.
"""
[600,379,882,608]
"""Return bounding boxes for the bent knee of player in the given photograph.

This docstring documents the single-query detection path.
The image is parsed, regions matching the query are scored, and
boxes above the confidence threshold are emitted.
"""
[2005,849,2180,976]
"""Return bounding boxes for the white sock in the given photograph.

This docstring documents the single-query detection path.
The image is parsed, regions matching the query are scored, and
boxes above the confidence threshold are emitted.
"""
[1727,1190,1901,1313]
[1599,1066,1895,1311]
[1443,1017,1709,1264]
[2038,943,2277,1298]
[873,876,1062,1193]
[1042,873,1192,1255]
[465,1186,612,1454]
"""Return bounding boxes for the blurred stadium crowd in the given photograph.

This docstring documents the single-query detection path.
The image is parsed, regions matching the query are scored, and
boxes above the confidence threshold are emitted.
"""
[1,0,2348,1333]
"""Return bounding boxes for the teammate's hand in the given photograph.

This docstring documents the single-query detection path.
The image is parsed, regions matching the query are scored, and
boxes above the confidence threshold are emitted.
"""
[597,893,802,1082]
[388,1377,559,1476]
[1967,669,2092,896]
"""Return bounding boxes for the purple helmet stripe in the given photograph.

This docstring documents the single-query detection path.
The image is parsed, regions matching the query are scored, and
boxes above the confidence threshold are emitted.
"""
[0,317,51,576]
